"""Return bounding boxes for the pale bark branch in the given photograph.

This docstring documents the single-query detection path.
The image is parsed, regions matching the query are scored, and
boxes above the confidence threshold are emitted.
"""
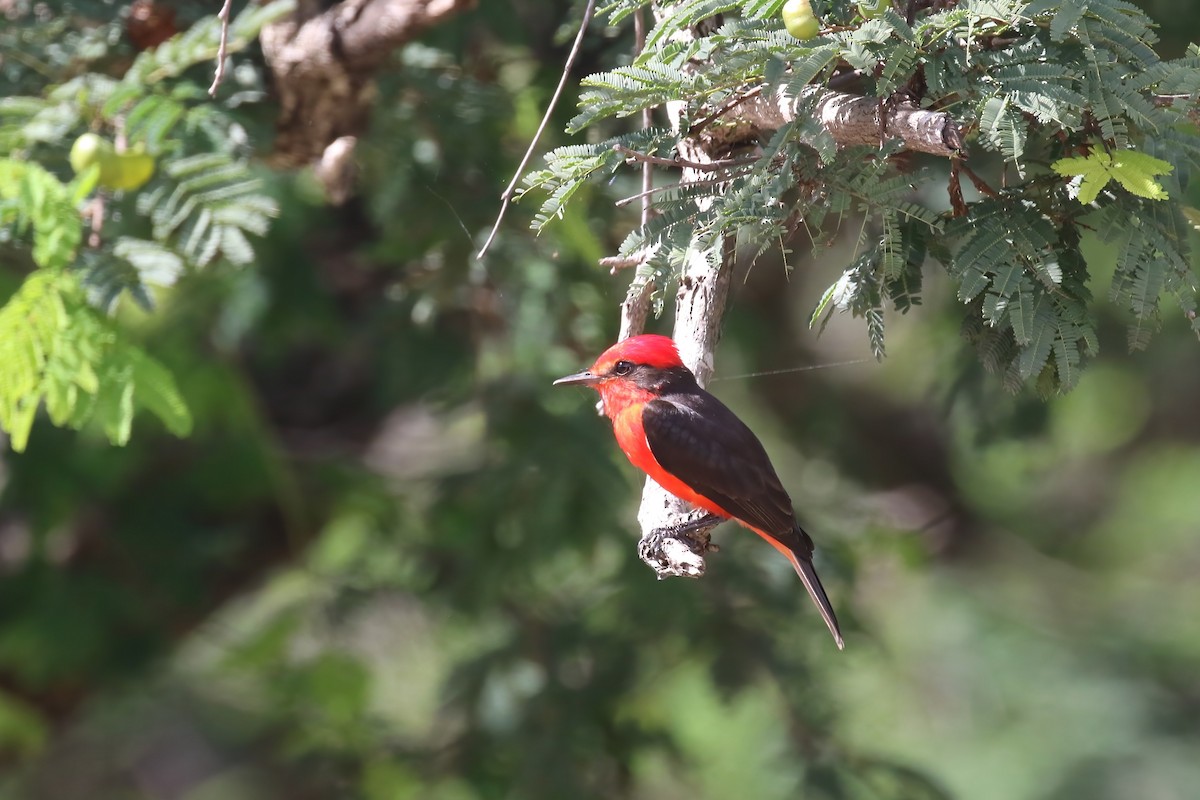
[260,0,473,197]
[618,276,655,343]
[632,9,736,577]
[634,231,733,578]
[206,0,233,97]
[738,86,962,157]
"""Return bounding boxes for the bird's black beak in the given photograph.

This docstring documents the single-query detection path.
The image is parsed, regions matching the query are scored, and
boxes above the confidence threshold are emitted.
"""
[553,370,601,387]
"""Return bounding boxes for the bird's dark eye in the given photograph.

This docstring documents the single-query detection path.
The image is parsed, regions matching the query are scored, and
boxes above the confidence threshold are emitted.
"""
[613,360,634,376]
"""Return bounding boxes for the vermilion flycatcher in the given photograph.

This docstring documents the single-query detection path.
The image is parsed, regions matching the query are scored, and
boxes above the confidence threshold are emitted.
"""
[555,334,844,649]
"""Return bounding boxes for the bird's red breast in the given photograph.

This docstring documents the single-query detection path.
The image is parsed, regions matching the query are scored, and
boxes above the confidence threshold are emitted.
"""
[610,399,728,520]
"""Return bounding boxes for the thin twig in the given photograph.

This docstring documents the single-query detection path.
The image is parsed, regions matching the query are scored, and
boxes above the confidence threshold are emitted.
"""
[613,145,757,171]
[615,6,657,340]
[959,160,999,197]
[614,182,678,208]
[207,0,233,97]
[86,196,105,249]
[477,0,596,260]
[1153,93,1196,106]
[635,8,653,230]
[614,173,742,208]
[712,358,871,381]
[948,159,967,217]
[601,248,653,273]
[1153,93,1200,122]
[687,85,763,137]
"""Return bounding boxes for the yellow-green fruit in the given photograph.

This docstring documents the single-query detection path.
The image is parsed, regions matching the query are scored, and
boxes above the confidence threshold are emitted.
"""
[68,134,155,191]
[69,133,115,176]
[105,152,156,191]
[782,0,821,40]
[857,0,890,19]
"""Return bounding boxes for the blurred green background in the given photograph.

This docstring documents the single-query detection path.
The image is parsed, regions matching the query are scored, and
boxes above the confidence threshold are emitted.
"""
[2,1,1200,798]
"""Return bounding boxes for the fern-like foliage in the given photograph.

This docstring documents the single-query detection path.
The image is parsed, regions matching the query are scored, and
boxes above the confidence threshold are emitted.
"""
[943,199,1097,391]
[1,0,286,290]
[0,2,288,450]
[0,160,93,270]
[136,153,277,269]
[522,128,679,230]
[0,271,191,452]
[526,0,1200,393]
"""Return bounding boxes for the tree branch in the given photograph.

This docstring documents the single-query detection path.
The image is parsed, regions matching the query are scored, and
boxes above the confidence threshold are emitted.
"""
[628,8,741,579]
[206,0,233,97]
[618,274,655,340]
[613,144,758,171]
[635,229,733,578]
[613,175,732,209]
[260,0,473,195]
[478,0,595,259]
[739,86,963,157]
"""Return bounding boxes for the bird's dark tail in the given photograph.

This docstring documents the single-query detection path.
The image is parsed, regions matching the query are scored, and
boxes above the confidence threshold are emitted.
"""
[787,548,844,650]
[758,527,844,650]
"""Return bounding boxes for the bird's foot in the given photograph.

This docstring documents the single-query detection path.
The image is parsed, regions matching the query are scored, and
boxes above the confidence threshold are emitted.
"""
[658,512,722,539]
[638,513,722,579]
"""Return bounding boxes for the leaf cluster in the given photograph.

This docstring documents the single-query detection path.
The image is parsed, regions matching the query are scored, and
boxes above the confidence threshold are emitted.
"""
[527,0,1200,393]
[0,269,191,452]
[0,1,290,449]
[0,161,190,450]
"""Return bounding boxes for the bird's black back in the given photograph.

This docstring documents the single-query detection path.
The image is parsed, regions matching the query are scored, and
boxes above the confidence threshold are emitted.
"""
[638,370,813,558]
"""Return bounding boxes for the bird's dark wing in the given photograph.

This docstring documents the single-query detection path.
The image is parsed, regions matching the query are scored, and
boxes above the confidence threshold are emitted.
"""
[641,392,798,539]
[644,391,839,647]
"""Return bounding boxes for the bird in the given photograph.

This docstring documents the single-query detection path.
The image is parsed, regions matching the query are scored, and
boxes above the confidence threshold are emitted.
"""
[554,334,844,649]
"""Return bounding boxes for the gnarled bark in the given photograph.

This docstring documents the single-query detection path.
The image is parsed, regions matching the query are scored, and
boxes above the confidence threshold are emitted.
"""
[259,0,473,201]
[742,86,963,156]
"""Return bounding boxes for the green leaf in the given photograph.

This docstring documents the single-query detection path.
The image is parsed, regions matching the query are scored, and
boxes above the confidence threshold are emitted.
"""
[0,272,192,451]
[1053,148,1173,204]
[142,151,277,268]
[113,237,185,287]
[1052,153,1114,204]
[0,158,82,270]
[809,281,838,330]
[1017,300,1056,379]
[127,348,193,437]
[1010,279,1038,346]
[1108,150,1173,200]
[69,164,100,203]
